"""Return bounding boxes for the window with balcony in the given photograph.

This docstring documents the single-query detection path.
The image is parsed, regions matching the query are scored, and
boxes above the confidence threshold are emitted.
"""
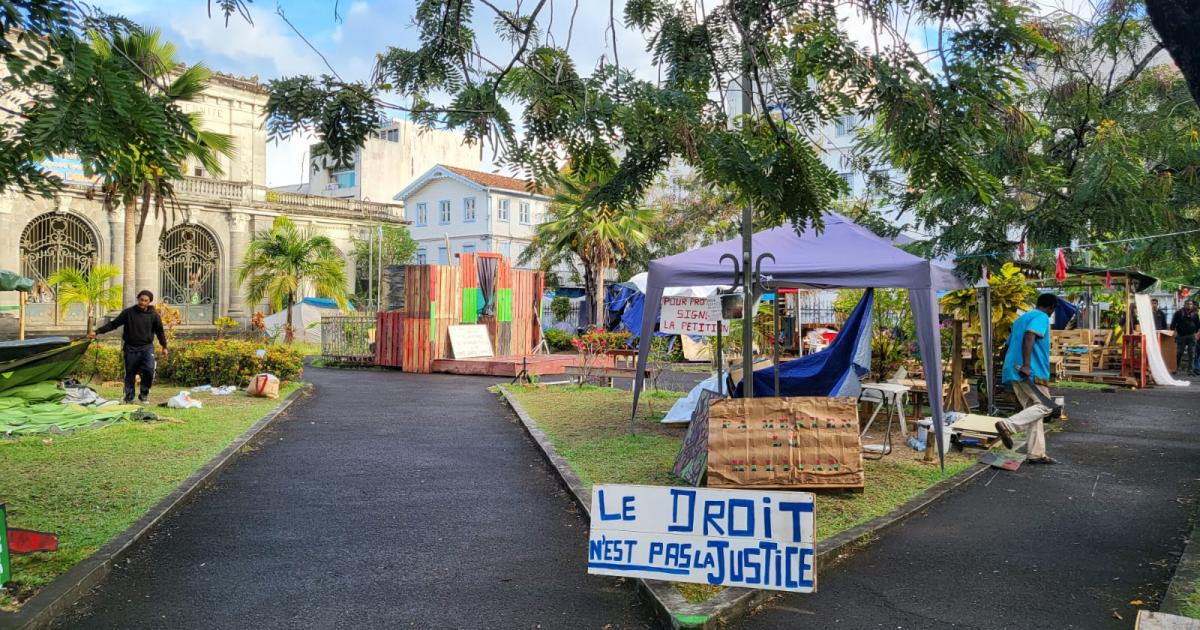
[834,115,856,137]
[497,198,510,222]
[331,168,356,188]
[439,200,451,224]
[463,197,476,222]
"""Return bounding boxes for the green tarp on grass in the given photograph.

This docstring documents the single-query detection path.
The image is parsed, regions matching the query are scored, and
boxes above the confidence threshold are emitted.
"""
[0,381,137,436]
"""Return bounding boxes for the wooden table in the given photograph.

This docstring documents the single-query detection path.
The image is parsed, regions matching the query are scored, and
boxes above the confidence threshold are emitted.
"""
[896,378,969,418]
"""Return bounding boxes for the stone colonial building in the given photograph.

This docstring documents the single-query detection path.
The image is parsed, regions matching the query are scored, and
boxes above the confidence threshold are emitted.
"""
[0,71,407,334]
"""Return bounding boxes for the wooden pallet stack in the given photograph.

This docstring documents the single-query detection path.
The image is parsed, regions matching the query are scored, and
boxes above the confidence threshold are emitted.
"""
[1051,329,1093,375]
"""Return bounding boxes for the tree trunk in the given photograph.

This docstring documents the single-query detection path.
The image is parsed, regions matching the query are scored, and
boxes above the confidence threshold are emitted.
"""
[285,292,295,344]
[122,197,139,307]
[1147,0,1200,106]
[582,264,596,330]
[591,262,607,332]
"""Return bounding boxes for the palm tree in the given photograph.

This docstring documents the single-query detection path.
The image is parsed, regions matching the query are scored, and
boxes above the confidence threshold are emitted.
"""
[522,168,656,328]
[48,264,123,334]
[237,216,348,343]
[92,29,234,306]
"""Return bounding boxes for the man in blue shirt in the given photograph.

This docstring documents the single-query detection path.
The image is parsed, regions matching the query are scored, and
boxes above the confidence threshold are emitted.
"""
[995,293,1058,465]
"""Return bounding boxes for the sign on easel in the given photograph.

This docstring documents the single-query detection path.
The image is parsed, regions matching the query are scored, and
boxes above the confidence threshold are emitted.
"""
[587,484,816,593]
[660,296,729,336]
[448,324,494,358]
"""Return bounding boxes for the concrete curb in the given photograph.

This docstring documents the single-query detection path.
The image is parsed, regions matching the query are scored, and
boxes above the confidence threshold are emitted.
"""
[497,385,997,629]
[0,383,315,630]
[1161,510,1200,615]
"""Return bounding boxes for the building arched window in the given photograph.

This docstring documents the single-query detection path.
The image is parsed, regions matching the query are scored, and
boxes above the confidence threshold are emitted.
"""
[159,223,220,324]
[20,211,99,326]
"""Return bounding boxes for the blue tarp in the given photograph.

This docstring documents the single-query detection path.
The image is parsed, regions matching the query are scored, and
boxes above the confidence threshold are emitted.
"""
[733,289,874,398]
[301,297,351,310]
[1053,297,1078,330]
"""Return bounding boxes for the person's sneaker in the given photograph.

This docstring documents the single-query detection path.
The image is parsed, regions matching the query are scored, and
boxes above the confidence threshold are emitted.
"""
[138,395,148,404]
[121,398,134,405]
[1027,456,1058,465]
[994,421,1014,449]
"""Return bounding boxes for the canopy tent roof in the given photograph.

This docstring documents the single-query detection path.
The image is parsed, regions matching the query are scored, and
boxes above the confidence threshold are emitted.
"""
[1062,266,1157,293]
[631,212,969,468]
[641,215,967,292]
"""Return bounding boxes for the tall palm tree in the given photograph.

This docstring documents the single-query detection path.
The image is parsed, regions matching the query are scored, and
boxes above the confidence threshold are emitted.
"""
[522,168,656,328]
[48,264,123,334]
[92,29,234,306]
[237,216,348,343]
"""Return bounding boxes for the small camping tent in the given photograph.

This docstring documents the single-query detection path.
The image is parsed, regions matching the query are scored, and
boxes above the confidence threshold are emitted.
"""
[631,213,968,465]
[263,298,342,344]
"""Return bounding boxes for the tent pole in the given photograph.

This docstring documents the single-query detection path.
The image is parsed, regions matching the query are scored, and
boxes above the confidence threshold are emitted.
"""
[773,293,781,395]
[741,204,754,398]
[716,325,723,396]
[18,291,25,341]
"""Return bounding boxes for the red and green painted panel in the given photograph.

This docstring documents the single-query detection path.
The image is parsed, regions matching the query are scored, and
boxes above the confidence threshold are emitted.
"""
[462,288,478,323]
[497,288,513,322]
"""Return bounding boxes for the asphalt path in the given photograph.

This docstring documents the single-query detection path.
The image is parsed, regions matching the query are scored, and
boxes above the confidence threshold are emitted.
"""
[55,367,654,629]
[739,384,1200,629]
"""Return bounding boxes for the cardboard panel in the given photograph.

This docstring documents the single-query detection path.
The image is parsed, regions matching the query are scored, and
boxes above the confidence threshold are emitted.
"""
[707,397,863,489]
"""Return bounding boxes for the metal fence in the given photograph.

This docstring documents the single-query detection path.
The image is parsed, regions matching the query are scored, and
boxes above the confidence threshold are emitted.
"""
[542,301,584,332]
[320,313,376,362]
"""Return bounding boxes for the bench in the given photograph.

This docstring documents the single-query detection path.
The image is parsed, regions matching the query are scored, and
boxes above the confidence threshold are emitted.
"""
[562,365,655,388]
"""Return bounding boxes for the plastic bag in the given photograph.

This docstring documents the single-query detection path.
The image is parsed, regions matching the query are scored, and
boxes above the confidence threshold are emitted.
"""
[247,374,279,399]
[167,391,203,409]
[212,385,237,396]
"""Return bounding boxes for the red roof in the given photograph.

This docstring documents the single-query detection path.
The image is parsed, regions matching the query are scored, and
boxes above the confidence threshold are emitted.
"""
[442,165,544,195]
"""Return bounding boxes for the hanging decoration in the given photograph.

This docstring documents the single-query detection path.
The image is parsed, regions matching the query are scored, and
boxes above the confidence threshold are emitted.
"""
[1055,249,1068,282]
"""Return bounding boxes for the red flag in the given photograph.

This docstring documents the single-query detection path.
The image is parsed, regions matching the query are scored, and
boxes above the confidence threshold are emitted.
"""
[7,527,58,553]
[1055,248,1067,282]
[1105,271,1113,289]
[1183,288,1191,298]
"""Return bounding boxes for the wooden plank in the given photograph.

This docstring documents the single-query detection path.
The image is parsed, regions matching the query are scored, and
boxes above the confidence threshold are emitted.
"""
[1136,610,1200,630]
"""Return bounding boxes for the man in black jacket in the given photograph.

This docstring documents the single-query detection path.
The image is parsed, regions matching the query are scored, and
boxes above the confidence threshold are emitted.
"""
[90,290,169,403]
[1170,299,1200,376]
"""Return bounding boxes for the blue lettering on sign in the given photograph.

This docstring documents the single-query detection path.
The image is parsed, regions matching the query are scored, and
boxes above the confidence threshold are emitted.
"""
[703,500,726,536]
[728,498,755,537]
[779,500,814,542]
[598,489,636,521]
[668,489,696,532]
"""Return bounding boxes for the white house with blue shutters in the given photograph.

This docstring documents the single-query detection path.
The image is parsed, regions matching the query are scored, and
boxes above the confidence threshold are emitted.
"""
[395,165,578,285]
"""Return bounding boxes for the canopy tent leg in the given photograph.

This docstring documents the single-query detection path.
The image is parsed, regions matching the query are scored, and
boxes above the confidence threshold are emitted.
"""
[18,291,25,341]
[977,286,995,414]
[631,282,665,433]
[909,286,947,469]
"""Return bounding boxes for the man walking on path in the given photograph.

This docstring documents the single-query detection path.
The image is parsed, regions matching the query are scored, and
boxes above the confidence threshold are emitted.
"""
[1170,299,1199,376]
[995,293,1058,465]
[90,290,168,404]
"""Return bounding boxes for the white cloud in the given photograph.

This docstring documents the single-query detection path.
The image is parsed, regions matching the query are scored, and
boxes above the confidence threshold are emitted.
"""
[266,134,315,189]
[167,6,326,78]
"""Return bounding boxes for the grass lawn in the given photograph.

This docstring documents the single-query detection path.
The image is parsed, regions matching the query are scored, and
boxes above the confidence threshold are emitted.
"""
[504,384,976,602]
[0,382,300,611]
[1184,577,1200,619]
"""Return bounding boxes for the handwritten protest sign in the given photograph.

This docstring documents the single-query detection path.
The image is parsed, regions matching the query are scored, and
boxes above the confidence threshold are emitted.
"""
[587,484,816,593]
[660,296,729,336]
[448,324,494,358]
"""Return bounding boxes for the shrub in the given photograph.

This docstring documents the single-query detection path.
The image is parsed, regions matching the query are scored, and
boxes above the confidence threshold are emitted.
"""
[157,340,304,386]
[550,296,572,322]
[543,327,575,351]
[76,343,125,382]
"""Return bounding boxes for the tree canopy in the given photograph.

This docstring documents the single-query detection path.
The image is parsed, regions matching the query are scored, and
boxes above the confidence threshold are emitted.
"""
[861,2,1200,282]
[263,0,1045,235]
